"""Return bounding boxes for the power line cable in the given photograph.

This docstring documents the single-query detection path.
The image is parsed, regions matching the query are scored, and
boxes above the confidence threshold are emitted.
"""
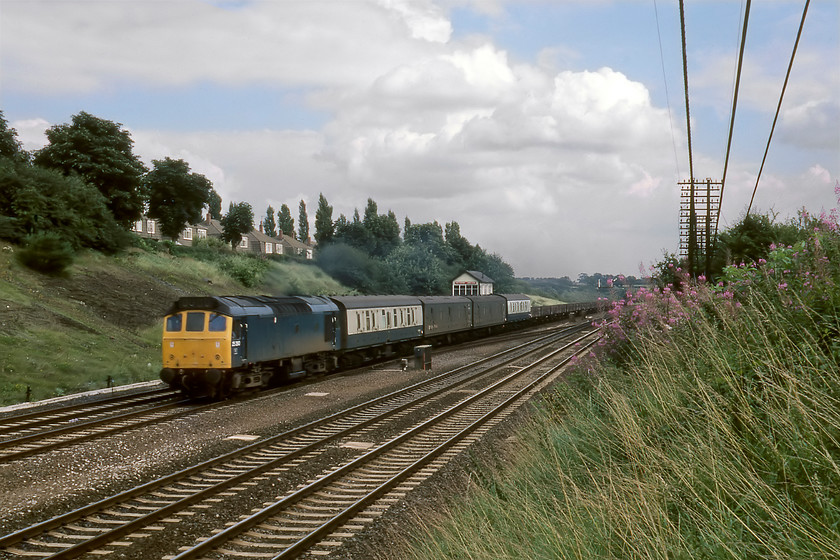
[653,0,682,179]
[678,0,694,184]
[746,0,811,217]
[713,0,751,249]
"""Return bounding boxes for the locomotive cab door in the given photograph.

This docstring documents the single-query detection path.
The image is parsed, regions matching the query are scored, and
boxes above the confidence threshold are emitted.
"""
[325,313,337,348]
[232,320,247,365]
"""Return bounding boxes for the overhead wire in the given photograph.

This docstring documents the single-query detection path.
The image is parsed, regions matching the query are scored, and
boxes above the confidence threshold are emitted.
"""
[653,0,682,180]
[746,0,811,217]
[712,0,751,251]
[678,0,694,184]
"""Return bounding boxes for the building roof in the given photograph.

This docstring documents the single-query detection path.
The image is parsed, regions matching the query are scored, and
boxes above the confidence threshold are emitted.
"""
[465,270,494,284]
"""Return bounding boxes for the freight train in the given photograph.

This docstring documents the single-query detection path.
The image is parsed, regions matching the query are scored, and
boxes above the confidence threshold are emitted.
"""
[160,294,599,398]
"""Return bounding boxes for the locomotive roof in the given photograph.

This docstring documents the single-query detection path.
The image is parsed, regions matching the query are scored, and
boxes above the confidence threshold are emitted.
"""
[167,295,315,317]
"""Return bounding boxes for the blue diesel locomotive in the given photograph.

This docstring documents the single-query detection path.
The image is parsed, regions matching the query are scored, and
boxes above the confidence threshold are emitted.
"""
[160,294,595,398]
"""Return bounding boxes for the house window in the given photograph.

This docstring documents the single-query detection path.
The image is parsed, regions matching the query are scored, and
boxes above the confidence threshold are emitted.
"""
[239,237,248,249]
[147,220,156,234]
[134,220,143,233]
[182,228,193,240]
[196,229,207,239]
[265,243,273,254]
[277,244,284,255]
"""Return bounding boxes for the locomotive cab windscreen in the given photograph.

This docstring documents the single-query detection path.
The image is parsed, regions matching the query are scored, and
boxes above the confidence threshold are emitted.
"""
[162,309,234,370]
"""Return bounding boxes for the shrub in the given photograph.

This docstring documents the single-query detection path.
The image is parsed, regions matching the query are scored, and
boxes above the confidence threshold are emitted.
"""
[218,253,269,287]
[16,232,75,275]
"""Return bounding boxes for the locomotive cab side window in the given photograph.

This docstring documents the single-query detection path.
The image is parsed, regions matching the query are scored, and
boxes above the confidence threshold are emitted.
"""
[166,313,183,332]
[208,313,227,332]
[186,311,205,332]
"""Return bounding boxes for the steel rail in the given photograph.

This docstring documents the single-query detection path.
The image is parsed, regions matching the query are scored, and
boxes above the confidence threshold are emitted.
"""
[0,390,178,436]
[0,323,589,555]
[277,335,602,560]
[172,331,599,560]
[0,399,203,463]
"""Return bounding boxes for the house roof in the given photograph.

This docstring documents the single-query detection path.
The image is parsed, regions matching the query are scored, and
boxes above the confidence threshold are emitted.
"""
[201,217,314,252]
[465,270,494,283]
[248,228,278,244]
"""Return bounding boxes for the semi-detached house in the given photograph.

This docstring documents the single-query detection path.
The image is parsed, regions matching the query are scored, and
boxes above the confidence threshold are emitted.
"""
[132,216,314,259]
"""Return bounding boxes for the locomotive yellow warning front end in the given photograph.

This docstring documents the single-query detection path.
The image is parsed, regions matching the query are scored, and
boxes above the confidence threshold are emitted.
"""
[162,310,232,369]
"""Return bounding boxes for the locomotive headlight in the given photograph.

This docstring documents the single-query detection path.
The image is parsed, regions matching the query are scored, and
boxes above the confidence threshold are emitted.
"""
[169,354,175,361]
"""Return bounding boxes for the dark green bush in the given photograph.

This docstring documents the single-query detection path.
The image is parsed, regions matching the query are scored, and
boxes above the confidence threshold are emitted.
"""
[16,232,75,275]
[0,161,127,253]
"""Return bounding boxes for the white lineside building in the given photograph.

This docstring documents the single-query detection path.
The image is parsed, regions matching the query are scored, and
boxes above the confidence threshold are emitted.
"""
[451,271,494,296]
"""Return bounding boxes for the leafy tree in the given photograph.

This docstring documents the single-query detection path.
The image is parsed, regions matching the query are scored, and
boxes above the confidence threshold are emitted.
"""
[710,211,801,276]
[207,189,222,220]
[0,161,127,252]
[386,243,452,295]
[314,193,334,247]
[33,111,147,227]
[264,205,277,237]
[358,198,401,257]
[334,209,372,250]
[221,201,254,249]
[0,110,29,163]
[363,198,378,231]
[144,157,212,240]
[445,221,476,265]
[471,249,517,292]
[404,220,450,260]
[379,211,401,255]
[277,203,294,237]
[298,199,309,242]
[315,242,397,294]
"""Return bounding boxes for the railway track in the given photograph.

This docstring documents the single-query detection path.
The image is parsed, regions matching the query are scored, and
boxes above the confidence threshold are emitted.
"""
[0,321,578,466]
[0,323,597,560]
[0,389,202,463]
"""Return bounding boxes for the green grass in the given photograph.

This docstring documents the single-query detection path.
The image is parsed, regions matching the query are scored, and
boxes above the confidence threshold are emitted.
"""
[261,259,353,295]
[0,243,351,405]
[400,224,840,559]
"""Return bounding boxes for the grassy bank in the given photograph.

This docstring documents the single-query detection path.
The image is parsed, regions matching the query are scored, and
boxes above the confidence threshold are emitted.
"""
[401,219,840,558]
[0,244,349,405]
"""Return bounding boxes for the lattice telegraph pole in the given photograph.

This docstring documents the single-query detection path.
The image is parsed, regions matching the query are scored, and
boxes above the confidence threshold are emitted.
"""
[679,178,721,277]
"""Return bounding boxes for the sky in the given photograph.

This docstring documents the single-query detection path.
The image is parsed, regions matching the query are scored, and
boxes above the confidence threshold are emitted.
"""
[1,0,838,279]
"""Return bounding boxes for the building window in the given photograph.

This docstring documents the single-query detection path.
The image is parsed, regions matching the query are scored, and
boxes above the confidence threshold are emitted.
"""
[148,220,156,235]
[239,237,248,249]
[182,228,193,240]
[134,220,143,233]
[196,229,207,239]
[265,243,273,254]
[277,244,284,255]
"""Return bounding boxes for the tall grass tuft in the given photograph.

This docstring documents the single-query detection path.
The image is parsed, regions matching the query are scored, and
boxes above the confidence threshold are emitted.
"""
[402,204,840,559]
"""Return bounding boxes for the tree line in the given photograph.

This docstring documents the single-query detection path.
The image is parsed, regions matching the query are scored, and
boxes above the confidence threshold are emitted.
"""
[287,195,519,294]
[0,110,236,255]
[0,109,518,294]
